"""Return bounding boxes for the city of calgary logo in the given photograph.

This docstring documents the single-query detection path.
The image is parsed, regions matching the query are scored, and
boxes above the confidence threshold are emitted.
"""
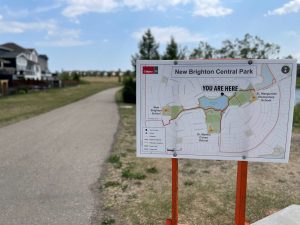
[143,66,158,74]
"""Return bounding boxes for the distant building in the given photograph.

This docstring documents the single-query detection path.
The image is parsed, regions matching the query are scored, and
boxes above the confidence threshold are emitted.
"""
[0,42,51,80]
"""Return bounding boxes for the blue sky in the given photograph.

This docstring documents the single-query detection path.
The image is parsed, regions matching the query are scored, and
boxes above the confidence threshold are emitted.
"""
[0,0,300,71]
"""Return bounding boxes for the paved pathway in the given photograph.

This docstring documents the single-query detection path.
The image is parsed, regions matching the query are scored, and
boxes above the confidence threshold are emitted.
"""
[0,87,120,225]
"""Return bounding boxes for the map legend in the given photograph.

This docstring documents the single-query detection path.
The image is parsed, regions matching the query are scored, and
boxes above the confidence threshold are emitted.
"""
[142,127,166,153]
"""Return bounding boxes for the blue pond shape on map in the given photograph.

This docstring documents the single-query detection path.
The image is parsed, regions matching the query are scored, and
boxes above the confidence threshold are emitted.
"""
[198,95,229,111]
[255,64,274,90]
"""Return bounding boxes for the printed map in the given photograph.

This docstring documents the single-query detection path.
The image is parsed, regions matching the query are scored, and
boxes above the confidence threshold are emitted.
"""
[136,60,297,162]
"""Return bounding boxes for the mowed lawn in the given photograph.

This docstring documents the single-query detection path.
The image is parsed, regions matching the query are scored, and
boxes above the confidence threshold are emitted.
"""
[99,91,300,225]
[0,77,120,128]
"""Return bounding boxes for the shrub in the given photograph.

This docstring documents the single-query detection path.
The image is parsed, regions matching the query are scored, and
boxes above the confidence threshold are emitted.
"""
[294,103,300,127]
[122,76,136,104]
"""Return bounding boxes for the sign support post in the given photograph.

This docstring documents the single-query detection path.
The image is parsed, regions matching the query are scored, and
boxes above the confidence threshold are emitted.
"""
[166,158,187,225]
[235,161,250,225]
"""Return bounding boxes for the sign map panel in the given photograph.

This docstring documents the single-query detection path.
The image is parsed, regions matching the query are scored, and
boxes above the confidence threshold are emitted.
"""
[136,59,297,162]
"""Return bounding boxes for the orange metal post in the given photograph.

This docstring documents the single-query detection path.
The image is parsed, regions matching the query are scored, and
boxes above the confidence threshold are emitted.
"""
[235,161,249,225]
[166,158,187,225]
[172,158,179,225]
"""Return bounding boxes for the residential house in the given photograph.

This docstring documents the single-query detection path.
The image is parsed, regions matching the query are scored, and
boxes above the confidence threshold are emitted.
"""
[0,58,9,69]
[38,55,52,79]
[0,43,50,80]
[0,46,13,74]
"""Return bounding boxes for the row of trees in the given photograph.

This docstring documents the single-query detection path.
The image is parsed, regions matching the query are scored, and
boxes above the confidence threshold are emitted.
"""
[132,29,291,69]
[124,29,292,104]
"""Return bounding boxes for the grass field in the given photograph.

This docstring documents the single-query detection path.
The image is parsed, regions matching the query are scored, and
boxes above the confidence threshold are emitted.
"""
[98,90,300,225]
[0,77,120,128]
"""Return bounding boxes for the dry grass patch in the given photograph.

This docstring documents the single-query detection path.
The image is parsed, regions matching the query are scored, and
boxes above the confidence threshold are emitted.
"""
[98,93,300,225]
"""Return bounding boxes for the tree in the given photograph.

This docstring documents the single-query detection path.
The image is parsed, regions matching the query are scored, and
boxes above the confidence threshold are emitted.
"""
[217,40,236,58]
[190,41,215,59]
[139,29,160,60]
[284,55,293,59]
[162,36,186,60]
[131,29,160,70]
[217,34,280,59]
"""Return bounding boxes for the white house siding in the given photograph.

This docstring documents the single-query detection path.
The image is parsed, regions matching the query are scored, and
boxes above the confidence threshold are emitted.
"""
[16,55,27,71]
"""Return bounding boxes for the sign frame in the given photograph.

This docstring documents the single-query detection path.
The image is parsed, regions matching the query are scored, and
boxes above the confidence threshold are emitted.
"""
[136,59,297,163]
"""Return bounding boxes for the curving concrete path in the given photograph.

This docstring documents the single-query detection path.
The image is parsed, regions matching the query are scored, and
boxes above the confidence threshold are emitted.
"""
[0,87,120,225]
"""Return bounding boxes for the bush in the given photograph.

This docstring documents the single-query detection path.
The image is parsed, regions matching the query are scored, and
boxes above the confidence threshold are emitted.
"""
[122,76,136,104]
[71,72,80,82]
[294,104,300,127]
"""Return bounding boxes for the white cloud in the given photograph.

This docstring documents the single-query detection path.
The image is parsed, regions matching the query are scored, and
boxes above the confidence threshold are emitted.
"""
[0,19,56,34]
[36,38,93,47]
[193,0,233,17]
[37,28,93,47]
[266,0,300,16]
[122,0,189,11]
[61,0,233,17]
[132,26,205,44]
[62,0,119,17]
[34,3,62,13]
[0,6,30,19]
[0,4,62,19]
[0,16,92,47]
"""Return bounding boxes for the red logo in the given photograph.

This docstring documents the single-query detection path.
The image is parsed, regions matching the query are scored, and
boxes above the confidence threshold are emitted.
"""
[143,66,158,74]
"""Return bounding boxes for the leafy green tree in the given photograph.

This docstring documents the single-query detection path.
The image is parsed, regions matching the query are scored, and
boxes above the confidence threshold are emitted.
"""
[217,40,236,58]
[217,34,280,59]
[190,41,215,59]
[131,29,160,70]
[163,36,186,60]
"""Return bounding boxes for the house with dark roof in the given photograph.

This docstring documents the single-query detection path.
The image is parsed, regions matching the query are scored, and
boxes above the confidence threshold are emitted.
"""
[38,54,51,78]
[0,58,9,69]
[0,42,51,80]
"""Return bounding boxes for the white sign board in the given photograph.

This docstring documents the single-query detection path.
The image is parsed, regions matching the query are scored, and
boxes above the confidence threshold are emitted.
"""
[136,59,297,163]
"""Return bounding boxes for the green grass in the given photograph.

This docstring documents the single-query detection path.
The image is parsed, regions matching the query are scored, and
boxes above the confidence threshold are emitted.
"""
[122,168,146,180]
[107,154,122,168]
[0,78,120,128]
[107,154,121,164]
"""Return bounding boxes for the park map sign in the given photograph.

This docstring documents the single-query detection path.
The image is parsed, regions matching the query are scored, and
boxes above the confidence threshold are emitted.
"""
[136,59,297,163]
